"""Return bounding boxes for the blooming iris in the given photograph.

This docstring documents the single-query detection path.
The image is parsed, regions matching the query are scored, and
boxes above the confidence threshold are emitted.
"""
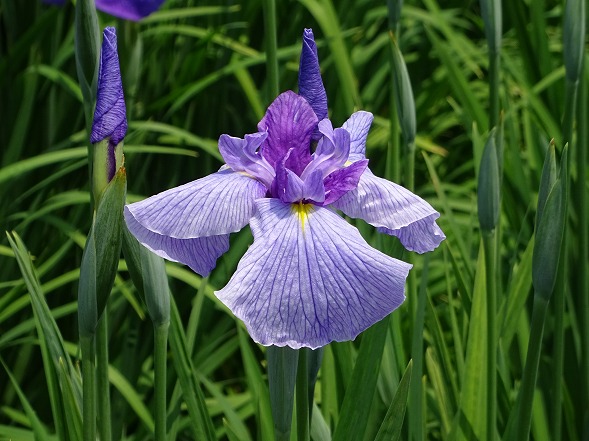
[125,29,445,349]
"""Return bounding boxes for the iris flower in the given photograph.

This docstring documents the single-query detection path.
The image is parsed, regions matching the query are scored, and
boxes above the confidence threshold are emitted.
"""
[125,29,445,349]
[44,0,165,21]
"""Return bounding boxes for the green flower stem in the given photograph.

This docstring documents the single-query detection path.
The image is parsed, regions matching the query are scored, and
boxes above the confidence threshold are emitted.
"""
[577,66,589,435]
[516,295,549,440]
[562,79,578,149]
[408,253,429,441]
[483,230,497,441]
[154,322,170,441]
[489,49,500,128]
[262,0,279,100]
[296,349,310,441]
[96,312,112,441]
[81,335,96,441]
[386,86,401,184]
[267,346,298,441]
[552,77,578,441]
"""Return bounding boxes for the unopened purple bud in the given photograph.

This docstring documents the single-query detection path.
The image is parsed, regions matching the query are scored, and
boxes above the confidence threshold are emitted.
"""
[91,27,127,147]
[91,27,126,183]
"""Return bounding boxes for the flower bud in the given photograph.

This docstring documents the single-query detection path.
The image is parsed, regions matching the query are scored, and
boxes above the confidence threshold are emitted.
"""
[91,27,127,203]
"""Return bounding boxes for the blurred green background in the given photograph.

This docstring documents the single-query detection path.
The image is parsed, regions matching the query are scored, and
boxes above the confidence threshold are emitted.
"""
[1,0,587,440]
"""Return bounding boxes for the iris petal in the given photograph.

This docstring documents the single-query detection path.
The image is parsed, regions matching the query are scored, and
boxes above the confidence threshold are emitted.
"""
[258,91,318,175]
[215,199,411,349]
[219,132,274,188]
[341,111,374,162]
[333,169,445,253]
[125,169,267,238]
[125,211,229,276]
[94,0,165,20]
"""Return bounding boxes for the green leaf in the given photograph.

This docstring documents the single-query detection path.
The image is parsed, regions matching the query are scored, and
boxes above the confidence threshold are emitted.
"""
[563,0,586,82]
[332,318,389,441]
[449,244,488,441]
[169,297,216,440]
[374,360,413,441]
[389,34,416,146]
[1,359,53,441]
[74,0,99,126]
[6,232,82,441]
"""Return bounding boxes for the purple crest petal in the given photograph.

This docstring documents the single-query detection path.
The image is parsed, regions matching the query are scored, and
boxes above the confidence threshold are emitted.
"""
[95,0,165,21]
[90,27,127,146]
[301,120,351,181]
[333,169,445,253]
[215,198,411,349]
[219,132,274,188]
[323,159,368,205]
[341,111,374,162]
[298,28,328,138]
[125,169,267,239]
[125,209,229,276]
[272,151,325,203]
[257,91,317,175]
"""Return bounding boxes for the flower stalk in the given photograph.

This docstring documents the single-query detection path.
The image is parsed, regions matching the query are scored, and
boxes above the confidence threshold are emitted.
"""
[267,346,298,441]
[96,313,112,441]
[517,145,566,440]
[262,0,278,100]
[154,323,169,441]
[81,335,96,441]
[553,1,585,437]
[296,349,310,441]
[477,129,500,440]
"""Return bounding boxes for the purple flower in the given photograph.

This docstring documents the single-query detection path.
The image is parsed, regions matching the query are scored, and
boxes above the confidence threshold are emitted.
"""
[124,29,445,349]
[91,26,126,182]
[44,0,165,21]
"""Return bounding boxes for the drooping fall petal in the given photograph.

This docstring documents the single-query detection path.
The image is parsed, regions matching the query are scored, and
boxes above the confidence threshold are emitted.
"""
[215,198,411,349]
[333,169,445,253]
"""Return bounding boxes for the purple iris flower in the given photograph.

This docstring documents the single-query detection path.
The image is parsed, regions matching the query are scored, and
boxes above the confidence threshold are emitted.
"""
[91,26,127,182]
[44,0,165,21]
[124,29,445,349]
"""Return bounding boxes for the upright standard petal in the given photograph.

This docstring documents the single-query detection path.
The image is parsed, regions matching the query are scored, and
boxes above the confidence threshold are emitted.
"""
[90,27,127,146]
[218,132,275,188]
[333,169,445,253]
[341,111,374,162]
[215,199,412,349]
[298,29,328,134]
[125,169,267,239]
[125,210,229,276]
[258,91,318,175]
[95,0,165,21]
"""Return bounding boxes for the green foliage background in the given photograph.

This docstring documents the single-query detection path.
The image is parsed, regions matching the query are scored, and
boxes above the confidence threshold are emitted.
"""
[0,0,587,440]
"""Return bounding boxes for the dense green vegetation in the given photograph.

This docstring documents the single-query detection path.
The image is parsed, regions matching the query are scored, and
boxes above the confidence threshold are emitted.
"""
[0,0,587,440]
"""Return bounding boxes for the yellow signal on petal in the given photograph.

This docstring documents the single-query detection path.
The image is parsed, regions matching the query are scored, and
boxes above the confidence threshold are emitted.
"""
[292,202,314,231]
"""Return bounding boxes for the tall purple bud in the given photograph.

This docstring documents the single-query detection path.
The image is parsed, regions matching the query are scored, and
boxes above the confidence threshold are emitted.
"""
[298,29,328,140]
[91,27,126,202]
